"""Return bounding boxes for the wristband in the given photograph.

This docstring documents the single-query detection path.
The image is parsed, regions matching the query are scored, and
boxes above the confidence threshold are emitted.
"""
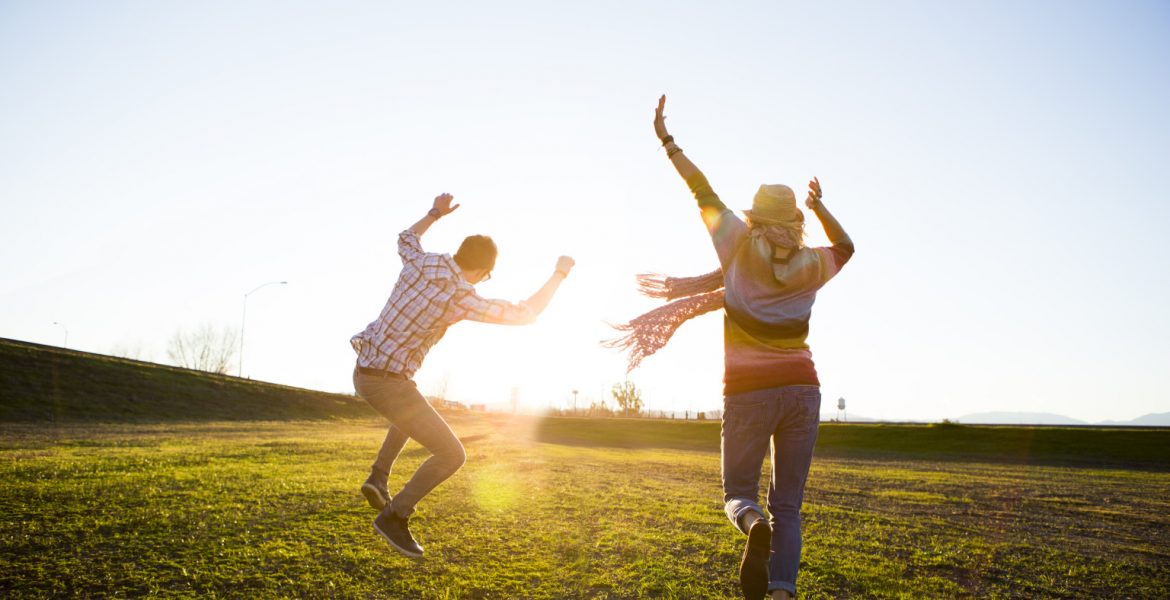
[428,208,442,219]
[555,269,570,278]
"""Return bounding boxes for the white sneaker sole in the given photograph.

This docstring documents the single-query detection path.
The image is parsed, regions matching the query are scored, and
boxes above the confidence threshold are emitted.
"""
[372,518,424,559]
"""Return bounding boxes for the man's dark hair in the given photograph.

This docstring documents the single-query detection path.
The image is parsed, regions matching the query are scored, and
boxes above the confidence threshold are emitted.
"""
[453,235,498,272]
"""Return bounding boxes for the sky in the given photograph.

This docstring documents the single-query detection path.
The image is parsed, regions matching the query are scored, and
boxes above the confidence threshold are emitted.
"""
[1,1,1168,422]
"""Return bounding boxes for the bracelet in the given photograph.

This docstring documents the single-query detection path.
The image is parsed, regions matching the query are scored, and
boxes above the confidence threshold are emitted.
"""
[666,146,684,159]
[555,269,570,278]
[427,208,442,219]
[660,135,674,146]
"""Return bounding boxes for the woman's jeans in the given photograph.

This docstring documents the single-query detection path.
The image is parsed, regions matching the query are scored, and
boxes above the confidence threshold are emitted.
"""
[353,369,466,518]
[722,385,821,596]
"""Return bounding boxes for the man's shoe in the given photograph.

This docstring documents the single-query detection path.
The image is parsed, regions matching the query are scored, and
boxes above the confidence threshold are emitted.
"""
[739,518,771,600]
[361,480,391,511]
[373,510,424,558]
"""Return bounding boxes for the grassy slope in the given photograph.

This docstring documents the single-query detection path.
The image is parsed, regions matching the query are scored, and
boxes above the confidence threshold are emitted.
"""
[537,417,1170,470]
[0,337,374,422]
[1,416,1167,599]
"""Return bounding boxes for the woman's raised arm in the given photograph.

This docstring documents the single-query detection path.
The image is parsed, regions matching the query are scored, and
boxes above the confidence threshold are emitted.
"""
[654,95,702,181]
[653,95,745,264]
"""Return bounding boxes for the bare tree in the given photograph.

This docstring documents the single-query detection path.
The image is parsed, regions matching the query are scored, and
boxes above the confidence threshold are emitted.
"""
[610,380,644,417]
[167,324,238,374]
[589,396,614,417]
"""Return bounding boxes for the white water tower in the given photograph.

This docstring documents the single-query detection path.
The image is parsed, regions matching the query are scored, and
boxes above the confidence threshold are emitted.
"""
[837,397,846,422]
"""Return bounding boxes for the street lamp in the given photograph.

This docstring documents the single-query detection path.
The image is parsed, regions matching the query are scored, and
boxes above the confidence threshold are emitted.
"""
[239,281,287,377]
[52,321,68,349]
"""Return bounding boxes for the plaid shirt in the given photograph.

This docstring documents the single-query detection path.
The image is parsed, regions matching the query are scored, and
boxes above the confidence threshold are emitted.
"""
[351,229,536,378]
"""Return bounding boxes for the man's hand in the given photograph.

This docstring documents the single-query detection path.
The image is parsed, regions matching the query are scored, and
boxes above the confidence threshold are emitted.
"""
[410,193,460,236]
[804,177,823,209]
[654,95,669,141]
[555,256,576,276]
[433,193,461,217]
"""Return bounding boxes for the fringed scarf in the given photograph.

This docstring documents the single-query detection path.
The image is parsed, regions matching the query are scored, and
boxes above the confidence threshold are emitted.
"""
[605,224,801,371]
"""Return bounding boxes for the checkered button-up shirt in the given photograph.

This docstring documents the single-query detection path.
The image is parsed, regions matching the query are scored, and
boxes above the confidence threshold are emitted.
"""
[351,229,536,378]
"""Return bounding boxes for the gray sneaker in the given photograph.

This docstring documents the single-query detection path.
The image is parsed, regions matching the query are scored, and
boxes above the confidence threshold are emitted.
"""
[361,479,391,511]
[373,510,424,558]
[739,518,771,599]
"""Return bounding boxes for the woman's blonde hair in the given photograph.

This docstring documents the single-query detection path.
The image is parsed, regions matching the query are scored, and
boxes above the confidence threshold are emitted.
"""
[747,213,806,249]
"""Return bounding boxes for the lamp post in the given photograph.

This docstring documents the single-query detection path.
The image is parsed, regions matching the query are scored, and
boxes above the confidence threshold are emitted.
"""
[572,389,579,415]
[52,321,68,349]
[239,281,286,377]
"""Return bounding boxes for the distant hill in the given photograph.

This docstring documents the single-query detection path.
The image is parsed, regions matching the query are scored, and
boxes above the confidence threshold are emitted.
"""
[955,412,1088,425]
[0,337,375,422]
[955,411,1170,427]
[1100,412,1170,427]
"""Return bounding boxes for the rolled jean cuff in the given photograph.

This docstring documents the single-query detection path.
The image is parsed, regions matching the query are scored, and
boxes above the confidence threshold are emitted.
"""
[388,498,414,518]
[724,497,765,535]
[768,581,796,594]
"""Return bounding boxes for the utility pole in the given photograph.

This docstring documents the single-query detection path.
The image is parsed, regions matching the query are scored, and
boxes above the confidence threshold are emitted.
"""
[239,280,287,377]
[52,322,68,349]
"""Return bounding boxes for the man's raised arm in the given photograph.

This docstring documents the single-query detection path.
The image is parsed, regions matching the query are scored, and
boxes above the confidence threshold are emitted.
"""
[400,193,461,264]
[457,256,576,326]
[522,256,575,317]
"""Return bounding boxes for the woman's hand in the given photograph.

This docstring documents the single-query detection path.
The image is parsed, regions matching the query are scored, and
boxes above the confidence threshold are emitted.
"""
[804,177,823,209]
[654,94,669,141]
[804,177,850,245]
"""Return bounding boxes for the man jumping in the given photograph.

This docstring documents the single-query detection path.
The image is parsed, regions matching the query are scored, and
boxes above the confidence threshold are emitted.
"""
[350,193,574,558]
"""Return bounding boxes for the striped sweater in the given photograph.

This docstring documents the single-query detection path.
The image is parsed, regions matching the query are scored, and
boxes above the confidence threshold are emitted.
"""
[687,172,854,396]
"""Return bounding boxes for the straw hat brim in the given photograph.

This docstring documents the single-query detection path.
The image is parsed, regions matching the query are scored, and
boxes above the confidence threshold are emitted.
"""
[743,210,802,225]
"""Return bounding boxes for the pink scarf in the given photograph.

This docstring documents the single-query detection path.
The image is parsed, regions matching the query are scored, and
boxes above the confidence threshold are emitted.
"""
[605,225,800,371]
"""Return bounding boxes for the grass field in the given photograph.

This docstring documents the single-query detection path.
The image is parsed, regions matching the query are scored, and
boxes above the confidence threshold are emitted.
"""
[2,414,1168,599]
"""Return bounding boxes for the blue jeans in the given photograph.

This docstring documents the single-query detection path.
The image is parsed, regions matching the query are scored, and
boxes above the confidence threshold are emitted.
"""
[722,385,821,596]
[353,369,466,518]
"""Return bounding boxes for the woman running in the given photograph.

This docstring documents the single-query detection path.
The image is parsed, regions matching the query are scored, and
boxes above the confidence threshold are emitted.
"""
[608,96,854,599]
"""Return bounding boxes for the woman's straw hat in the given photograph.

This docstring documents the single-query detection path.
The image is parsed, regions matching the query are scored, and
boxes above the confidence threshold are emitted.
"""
[744,184,800,224]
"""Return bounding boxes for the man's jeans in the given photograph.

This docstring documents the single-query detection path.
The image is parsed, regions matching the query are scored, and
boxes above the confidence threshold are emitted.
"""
[722,385,821,596]
[353,369,466,518]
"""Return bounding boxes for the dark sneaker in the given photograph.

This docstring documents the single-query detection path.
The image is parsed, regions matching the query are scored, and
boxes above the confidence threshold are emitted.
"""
[373,510,423,558]
[739,518,771,600]
[361,480,391,511]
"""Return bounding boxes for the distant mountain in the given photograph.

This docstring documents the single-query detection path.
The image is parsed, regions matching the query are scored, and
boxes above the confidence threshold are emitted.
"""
[954,412,1088,425]
[1126,412,1170,426]
[1099,412,1170,427]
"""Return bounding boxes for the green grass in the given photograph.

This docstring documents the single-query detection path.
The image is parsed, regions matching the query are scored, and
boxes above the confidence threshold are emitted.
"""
[2,339,1167,596]
[2,415,1168,598]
